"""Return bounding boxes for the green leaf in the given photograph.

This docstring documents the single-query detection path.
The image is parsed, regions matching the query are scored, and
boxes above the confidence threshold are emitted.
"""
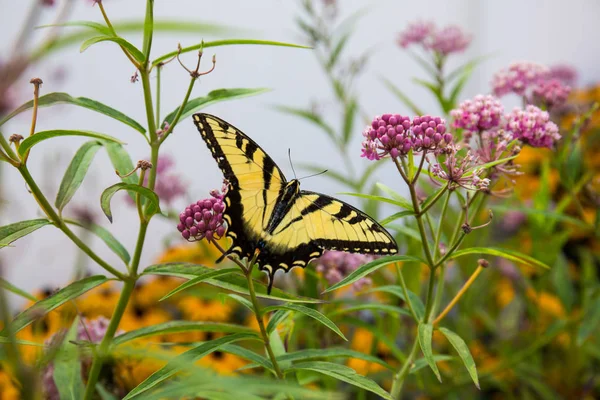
[96,383,118,400]
[410,355,454,374]
[326,33,351,70]
[265,309,290,335]
[0,278,38,302]
[219,344,274,372]
[380,76,424,115]
[141,0,153,59]
[288,361,393,400]
[226,294,254,312]
[37,20,112,34]
[64,219,130,264]
[122,333,259,400]
[418,323,442,382]
[100,183,161,223]
[439,327,479,388]
[447,64,475,110]
[551,256,575,312]
[80,35,145,64]
[341,98,357,145]
[164,88,270,127]
[159,268,239,300]
[385,224,422,243]
[0,219,51,247]
[449,247,550,270]
[413,78,445,110]
[55,141,103,212]
[274,106,337,142]
[465,154,519,176]
[263,304,346,340]
[366,285,425,320]
[113,321,256,346]
[323,255,423,293]
[327,303,411,318]
[17,130,123,157]
[446,55,490,82]
[375,183,413,210]
[2,276,108,335]
[143,263,322,304]
[337,192,414,211]
[53,319,85,400]
[379,210,416,226]
[577,296,600,345]
[104,142,138,202]
[0,92,146,133]
[153,39,311,66]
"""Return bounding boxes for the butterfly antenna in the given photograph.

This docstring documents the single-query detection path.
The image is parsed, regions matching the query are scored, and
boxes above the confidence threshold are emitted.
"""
[299,169,329,181]
[288,148,297,180]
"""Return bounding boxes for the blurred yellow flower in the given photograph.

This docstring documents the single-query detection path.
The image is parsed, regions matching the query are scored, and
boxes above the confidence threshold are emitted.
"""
[178,297,233,322]
[76,281,120,318]
[347,328,391,376]
[156,241,224,265]
[114,344,174,391]
[0,366,19,400]
[197,350,247,375]
[526,289,565,319]
[16,311,65,364]
[132,276,185,308]
[495,278,516,308]
[119,305,171,333]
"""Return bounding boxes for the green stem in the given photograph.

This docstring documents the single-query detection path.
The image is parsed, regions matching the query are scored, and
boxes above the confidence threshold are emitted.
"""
[390,338,419,399]
[245,265,285,379]
[82,278,135,400]
[395,263,418,322]
[141,0,154,62]
[129,222,149,275]
[434,191,452,259]
[159,74,197,145]
[420,185,448,216]
[17,165,125,280]
[140,69,158,145]
[155,65,162,128]
[0,134,18,161]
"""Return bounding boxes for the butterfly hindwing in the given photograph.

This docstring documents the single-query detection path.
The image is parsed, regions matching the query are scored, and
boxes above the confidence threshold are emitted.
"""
[193,113,398,287]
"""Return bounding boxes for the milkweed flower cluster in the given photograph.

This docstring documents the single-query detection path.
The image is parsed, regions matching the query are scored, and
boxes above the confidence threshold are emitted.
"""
[153,156,187,205]
[505,105,561,148]
[361,114,451,160]
[178,187,227,242]
[314,251,376,291]
[398,21,471,56]
[451,95,504,140]
[491,61,571,108]
[430,148,491,192]
[548,64,578,86]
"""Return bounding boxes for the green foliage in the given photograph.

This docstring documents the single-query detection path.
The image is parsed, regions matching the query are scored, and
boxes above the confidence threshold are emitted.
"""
[0,219,51,247]
[100,182,161,222]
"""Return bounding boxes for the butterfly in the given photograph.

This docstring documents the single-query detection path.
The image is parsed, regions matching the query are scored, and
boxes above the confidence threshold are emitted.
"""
[193,113,398,292]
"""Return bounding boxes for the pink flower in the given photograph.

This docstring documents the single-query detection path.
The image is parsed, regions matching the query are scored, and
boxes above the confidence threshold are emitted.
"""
[126,155,186,207]
[491,62,549,97]
[430,146,490,192]
[397,21,435,48]
[505,105,561,148]
[451,94,504,134]
[532,79,571,108]
[314,251,375,291]
[427,25,472,56]
[361,114,451,160]
[178,184,227,242]
[548,64,578,86]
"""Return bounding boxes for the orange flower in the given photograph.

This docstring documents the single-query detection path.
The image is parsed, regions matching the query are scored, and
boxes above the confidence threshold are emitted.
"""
[178,297,233,323]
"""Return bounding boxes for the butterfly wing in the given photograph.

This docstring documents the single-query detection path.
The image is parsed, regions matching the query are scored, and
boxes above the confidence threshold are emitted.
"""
[193,113,287,260]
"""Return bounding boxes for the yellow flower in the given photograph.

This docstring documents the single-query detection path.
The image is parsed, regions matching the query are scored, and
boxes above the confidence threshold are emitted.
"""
[197,350,247,375]
[119,305,171,333]
[156,241,224,265]
[16,311,66,364]
[0,366,19,400]
[526,289,565,319]
[113,344,175,391]
[347,328,392,376]
[495,278,516,308]
[178,297,233,322]
[75,281,120,318]
[132,276,185,308]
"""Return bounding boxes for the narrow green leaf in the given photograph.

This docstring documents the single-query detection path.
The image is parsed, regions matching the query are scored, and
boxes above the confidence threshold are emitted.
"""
[380,210,416,226]
[323,255,423,293]
[0,278,38,302]
[100,183,161,222]
[104,142,138,202]
[53,319,85,400]
[95,383,118,400]
[366,285,425,320]
[326,33,351,70]
[551,256,575,312]
[410,355,454,374]
[341,98,357,145]
[18,130,122,157]
[159,268,239,300]
[446,55,490,82]
[153,39,310,66]
[122,333,258,400]
[337,192,414,211]
[164,88,270,127]
[0,219,51,247]
[37,21,112,34]
[274,106,337,142]
[113,321,256,346]
[266,309,290,335]
[375,183,413,210]
[449,247,550,270]
[328,303,411,318]
[465,154,519,176]
[263,304,346,340]
[55,141,103,212]
[289,361,393,400]
[577,296,600,345]
[219,344,274,372]
[143,263,322,304]
[0,92,145,133]
[447,64,475,109]
[0,337,45,347]
[380,76,424,115]
[281,348,392,370]
[141,0,153,59]
[2,276,108,335]
[385,224,422,243]
[439,327,479,388]
[64,219,130,264]
[226,294,254,312]
[80,35,145,63]
[418,323,442,382]
[413,78,445,108]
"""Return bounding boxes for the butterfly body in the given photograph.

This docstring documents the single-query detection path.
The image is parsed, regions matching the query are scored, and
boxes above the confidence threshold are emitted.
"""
[194,113,398,289]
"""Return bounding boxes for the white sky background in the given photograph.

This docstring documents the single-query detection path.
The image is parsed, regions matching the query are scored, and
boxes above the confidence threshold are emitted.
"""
[1,0,599,306]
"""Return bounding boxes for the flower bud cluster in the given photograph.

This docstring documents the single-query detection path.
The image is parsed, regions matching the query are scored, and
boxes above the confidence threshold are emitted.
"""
[398,21,471,56]
[314,251,376,291]
[505,105,561,148]
[178,189,226,242]
[361,114,451,160]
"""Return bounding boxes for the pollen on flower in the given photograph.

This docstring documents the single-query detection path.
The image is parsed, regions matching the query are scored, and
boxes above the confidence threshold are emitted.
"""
[361,114,451,160]
[178,187,227,242]
[505,105,561,148]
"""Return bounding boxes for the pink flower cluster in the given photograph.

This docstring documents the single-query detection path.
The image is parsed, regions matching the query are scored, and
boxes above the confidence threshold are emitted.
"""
[361,114,451,160]
[398,21,471,56]
[451,95,504,135]
[430,148,491,192]
[153,156,186,205]
[548,64,578,86]
[491,61,549,97]
[505,105,561,148]
[532,79,571,107]
[178,188,227,242]
[314,251,376,291]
